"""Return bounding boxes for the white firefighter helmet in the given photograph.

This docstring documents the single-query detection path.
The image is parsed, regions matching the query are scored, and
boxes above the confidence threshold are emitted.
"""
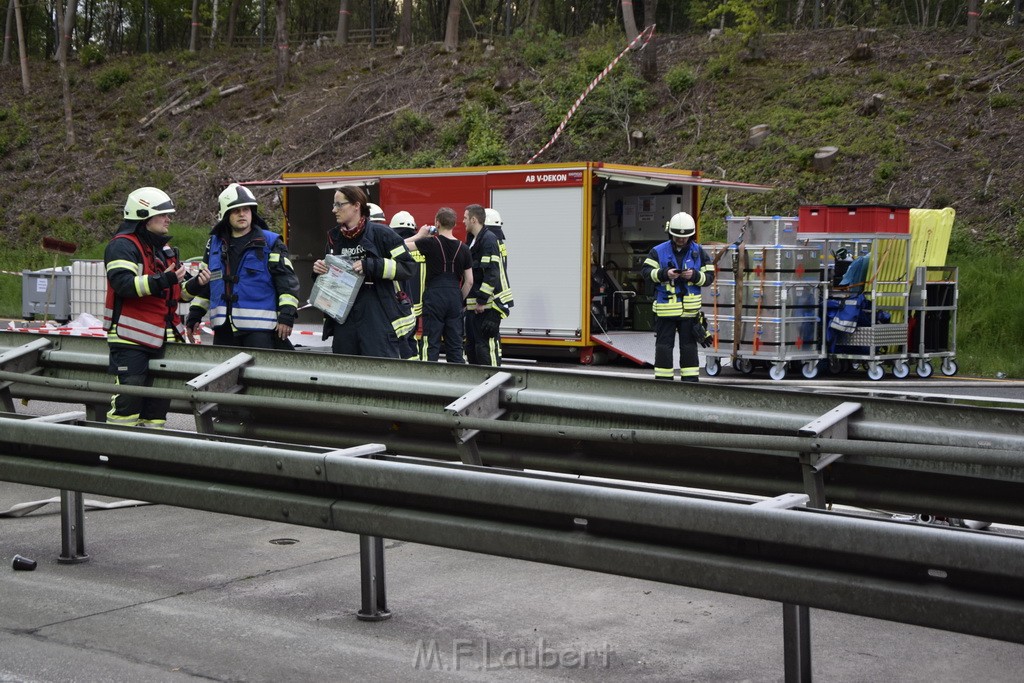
[389,210,416,230]
[484,208,503,227]
[367,203,385,221]
[218,183,258,221]
[665,211,696,239]
[123,187,175,221]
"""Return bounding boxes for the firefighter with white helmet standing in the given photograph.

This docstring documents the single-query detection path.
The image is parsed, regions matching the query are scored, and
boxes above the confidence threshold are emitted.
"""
[389,209,423,359]
[185,183,300,349]
[641,211,714,382]
[104,186,204,427]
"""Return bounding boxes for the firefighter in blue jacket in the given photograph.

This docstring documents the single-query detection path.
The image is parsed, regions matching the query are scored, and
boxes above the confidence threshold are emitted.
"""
[104,186,205,427]
[641,211,714,382]
[185,184,300,349]
[312,186,416,358]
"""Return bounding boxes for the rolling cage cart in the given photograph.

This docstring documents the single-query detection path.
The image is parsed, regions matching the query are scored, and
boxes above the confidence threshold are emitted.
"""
[908,265,958,378]
[701,230,829,381]
[810,233,913,381]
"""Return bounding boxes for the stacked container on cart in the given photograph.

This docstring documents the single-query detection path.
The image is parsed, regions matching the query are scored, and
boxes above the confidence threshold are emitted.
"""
[701,218,828,380]
[799,204,916,380]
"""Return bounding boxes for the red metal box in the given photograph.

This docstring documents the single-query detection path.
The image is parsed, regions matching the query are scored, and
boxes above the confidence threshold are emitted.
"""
[798,205,910,234]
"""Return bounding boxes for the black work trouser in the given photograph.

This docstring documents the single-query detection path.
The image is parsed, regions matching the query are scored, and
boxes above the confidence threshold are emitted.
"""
[465,309,501,367]
[107,345,171,426]
[421,286,465,363]
[330,291,401,359]
[653,315,699,381]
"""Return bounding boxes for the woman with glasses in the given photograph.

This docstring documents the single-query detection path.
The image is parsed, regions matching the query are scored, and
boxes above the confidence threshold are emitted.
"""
[312,186,416,358]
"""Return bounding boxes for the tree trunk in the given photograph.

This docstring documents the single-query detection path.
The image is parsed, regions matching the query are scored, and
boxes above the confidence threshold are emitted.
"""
[1014,0,1022,27]
[527,0,540,29]
[443,0,459,53]
[275,0,289,89]
[794,0,805,27]
[3,0,14,66]
[227,0,241,45]
[638,0,658,82]
[57,0,77,147]
[398,0,412,47]
[189,0,199,51]
[209,0,219,48]
[967,0,979,37]
[335,0,349,45]
[621,0,639,41]
[13,0,29,94]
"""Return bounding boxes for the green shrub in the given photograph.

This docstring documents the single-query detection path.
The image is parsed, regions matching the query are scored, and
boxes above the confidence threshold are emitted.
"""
[372,110,434,157]
[79,44,106,67]
[516,28,566,68]
[94,66,133,93]
[460,103,508,166]
[665,65,696,94]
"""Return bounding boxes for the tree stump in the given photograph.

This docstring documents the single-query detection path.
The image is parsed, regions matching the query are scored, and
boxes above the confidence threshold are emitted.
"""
[857,93,885,116]
[747,124,770,149]
[848,43,873,61]
[930,74,955,94]
[812,146,839,172]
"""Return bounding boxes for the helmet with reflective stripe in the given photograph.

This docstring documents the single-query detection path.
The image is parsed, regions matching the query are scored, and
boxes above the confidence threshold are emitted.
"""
[124,187,175,220]
[665,211,696,238]
[389,210,416,229]
[218,183,258,221]
[368,203,385,221]
[484,208,503,228]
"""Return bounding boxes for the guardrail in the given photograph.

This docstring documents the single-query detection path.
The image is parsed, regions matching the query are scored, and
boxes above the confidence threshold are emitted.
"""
[2,332,1023,527]
[2,413,1022,682]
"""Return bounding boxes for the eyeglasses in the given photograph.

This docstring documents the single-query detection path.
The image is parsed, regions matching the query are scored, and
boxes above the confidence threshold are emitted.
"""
[332,201,352,209]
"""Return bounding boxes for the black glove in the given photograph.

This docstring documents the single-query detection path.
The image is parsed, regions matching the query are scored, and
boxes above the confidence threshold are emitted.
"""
[691,320,712,347]
[185,310,204,330]
[479,310,501,338]
[183,275,204,296]
[159,270,178,289]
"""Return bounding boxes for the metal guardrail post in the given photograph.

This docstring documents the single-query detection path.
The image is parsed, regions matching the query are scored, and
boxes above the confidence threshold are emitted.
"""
[444,372,512,466]
[185,352,252,433]
[786,401,860,682]
[357,535,391,621]
[798,402,861,508]
[58,489,89,564]
[0,338,50,412]
[783,603,812,683]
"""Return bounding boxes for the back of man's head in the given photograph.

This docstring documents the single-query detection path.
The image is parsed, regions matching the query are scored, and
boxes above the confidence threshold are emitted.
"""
[435,207,457,230]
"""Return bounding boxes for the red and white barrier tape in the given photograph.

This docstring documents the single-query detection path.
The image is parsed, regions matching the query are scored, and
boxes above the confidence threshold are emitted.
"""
[526,24,655,164]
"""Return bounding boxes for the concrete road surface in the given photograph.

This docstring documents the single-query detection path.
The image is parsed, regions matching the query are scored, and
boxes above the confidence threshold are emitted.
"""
[2,400,1023,681]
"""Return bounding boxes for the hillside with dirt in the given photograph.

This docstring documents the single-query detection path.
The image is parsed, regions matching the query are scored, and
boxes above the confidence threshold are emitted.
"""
[1,26,1022,257]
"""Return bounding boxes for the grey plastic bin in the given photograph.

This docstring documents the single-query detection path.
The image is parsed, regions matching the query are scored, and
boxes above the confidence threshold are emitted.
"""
[22,267,72,322]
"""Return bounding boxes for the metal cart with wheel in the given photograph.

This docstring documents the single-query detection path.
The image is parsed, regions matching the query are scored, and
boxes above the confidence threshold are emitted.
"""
[817,233,912,381]
[702,241,828,381]
[908,265,958,378]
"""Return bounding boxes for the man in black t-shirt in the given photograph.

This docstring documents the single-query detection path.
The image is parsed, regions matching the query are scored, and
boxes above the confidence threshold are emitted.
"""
[405,207,473,363]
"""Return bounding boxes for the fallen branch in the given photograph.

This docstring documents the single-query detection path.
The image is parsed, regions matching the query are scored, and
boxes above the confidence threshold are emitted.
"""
[170,84,246,116]
[273,103,412,176]
[139,89,187,128]
[966,56,1024,91]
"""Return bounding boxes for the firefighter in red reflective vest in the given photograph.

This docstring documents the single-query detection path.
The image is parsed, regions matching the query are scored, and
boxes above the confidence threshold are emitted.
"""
[641,211,714,382]
[103,187,209,427]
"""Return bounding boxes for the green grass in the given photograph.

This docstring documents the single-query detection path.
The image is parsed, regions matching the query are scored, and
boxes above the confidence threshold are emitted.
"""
[953,253,1024,378]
